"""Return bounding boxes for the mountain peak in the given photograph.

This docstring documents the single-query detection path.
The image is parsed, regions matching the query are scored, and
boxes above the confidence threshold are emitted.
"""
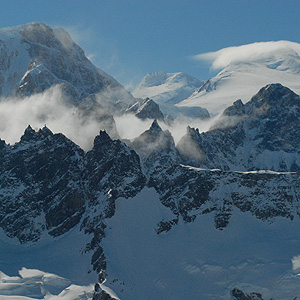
[93,130,112,148]
[38,125,53,137]
[149,119,163,134]
[126,98,164,120]
[252,83,297,101]
[19,22,80,54]
[140,71,168,87]
[179,42,300,116]
[0,22,133,107]
[223,99,245,116]
[186,126,200,137]
[20,125,36,142]
[133,71,204,106]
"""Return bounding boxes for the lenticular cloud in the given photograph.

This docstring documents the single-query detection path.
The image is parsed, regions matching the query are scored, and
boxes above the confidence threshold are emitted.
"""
[194,41,300,70]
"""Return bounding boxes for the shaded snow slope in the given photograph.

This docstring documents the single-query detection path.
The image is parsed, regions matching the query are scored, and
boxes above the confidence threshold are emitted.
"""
[0,225,96,285]
[101,187,300,300]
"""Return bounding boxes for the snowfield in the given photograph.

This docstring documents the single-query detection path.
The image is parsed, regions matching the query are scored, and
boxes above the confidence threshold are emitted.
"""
[101,188,300,299]
[0,225,96,285]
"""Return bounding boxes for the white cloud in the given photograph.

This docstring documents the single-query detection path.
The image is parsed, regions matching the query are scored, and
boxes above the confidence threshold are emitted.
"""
[114,114,153,140]
[292,255,300,271]
[193,41,300,70]
[0,86,112,150]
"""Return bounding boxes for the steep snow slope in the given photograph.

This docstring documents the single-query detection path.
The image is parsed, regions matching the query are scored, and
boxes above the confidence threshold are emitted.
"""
[179,48,300,116]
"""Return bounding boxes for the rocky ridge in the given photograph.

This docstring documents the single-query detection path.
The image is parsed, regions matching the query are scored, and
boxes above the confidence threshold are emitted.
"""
[177,83,300,172]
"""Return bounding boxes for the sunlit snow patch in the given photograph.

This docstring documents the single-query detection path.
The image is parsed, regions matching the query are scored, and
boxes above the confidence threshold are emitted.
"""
[0,268,94,300]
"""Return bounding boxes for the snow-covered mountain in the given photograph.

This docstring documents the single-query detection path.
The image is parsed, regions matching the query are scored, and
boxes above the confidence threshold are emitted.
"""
[2,23,300,300]
[2,84,300,299]
[0,22,135,107]
[177,83,300,172]
[2,120,300,300]
[133,71,204,105]
[178,45,300,116]
[133,71,209,120]
[0,23,167,147]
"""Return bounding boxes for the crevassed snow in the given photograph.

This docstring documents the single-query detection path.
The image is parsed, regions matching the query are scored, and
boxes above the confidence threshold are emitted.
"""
[101,187,300,299]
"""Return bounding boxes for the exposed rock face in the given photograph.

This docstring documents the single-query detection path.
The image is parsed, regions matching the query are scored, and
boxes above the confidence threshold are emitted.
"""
[0,125,85,242]
[126,97,164,121]
[0,126,145,245]
[131,120,180,173]
[231,288,264,300]
[149,164,300,231]
[177,84,300,172]
[84,130,146,231]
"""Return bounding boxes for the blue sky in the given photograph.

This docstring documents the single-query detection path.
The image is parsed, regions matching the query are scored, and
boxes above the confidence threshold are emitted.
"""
[1,0,300,88]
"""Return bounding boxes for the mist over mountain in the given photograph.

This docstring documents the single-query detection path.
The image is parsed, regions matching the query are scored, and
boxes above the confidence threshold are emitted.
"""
[1,23,300,300]
[0,22,133,104]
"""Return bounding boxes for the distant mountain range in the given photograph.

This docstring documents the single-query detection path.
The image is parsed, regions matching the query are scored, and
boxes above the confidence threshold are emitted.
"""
[1,23,300,300]
[134,48,300,117]
[133,71,204,105]
[133,71,209,119]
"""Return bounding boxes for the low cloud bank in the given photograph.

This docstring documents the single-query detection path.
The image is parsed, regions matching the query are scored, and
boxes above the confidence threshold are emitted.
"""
[0,86,110,150]
[0,84,218,153]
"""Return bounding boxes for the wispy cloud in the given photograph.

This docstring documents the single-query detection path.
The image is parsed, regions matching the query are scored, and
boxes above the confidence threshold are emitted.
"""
[0,86,119,150]
[193,41,300,70]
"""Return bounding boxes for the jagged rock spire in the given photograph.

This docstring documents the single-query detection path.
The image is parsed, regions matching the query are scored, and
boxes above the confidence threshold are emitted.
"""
[20,125,36,142]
